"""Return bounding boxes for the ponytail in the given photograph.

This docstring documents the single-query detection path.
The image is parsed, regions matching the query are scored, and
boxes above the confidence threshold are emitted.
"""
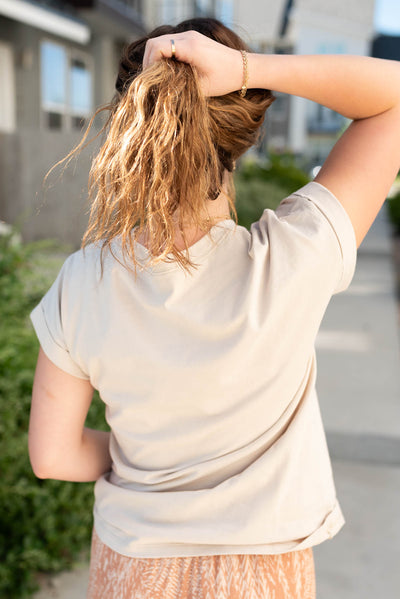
[83,59,228,274]
[62,19,275,276]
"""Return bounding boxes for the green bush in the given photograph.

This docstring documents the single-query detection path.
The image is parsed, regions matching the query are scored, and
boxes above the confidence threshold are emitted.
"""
[239,153,310,190]
[387,191,400,235]
[0,232,108,598]
[234,153,310,229]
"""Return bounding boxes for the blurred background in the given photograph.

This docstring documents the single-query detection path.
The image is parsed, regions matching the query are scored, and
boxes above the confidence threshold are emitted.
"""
[0,1,399,598]
[1,0,400,245]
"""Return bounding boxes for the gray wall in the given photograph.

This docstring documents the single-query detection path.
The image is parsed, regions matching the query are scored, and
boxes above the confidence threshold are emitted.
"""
[0,128,100,247]
[0,15,119,248]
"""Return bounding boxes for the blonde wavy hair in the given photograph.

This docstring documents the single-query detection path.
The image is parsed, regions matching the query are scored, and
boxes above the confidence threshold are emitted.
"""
[60,18,275,274]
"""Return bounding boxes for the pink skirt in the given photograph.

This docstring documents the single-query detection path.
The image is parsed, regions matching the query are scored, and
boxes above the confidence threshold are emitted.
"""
[87,529,316,598]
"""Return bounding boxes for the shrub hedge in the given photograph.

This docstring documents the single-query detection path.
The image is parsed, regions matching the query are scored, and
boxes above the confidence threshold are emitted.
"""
[0,153,309,597]
[387,190,400,235]
[0,233,108,598]
[234,153,310,228]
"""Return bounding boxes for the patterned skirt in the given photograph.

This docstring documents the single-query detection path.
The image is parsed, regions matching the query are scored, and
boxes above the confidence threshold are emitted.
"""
[87,529,316,599]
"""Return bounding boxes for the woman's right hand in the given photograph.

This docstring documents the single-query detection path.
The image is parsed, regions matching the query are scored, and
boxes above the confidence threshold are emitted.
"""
[143,30,244,97]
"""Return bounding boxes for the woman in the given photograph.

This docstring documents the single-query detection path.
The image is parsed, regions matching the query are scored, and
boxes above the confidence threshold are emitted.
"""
[28,17,400,599]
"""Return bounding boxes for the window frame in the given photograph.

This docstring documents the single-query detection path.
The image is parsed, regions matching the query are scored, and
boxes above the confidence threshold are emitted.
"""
[40,37,94,132]
[0,41,16,133]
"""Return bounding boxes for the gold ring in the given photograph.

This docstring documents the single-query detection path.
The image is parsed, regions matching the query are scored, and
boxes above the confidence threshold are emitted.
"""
[170,39,176,58]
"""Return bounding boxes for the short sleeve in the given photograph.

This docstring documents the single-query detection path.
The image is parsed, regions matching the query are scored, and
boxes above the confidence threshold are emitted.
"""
[30,258,90,380]
[276,181,357,294]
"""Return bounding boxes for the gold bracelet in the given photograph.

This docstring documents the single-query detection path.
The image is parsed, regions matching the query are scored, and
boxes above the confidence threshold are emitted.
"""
[240,50,248,97]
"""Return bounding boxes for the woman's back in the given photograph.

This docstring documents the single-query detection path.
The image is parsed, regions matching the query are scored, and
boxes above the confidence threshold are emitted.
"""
[31,181,356,557]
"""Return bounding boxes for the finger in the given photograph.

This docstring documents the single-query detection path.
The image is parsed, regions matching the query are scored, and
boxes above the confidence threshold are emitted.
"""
[143,36,177,69]
[142,39,151,70]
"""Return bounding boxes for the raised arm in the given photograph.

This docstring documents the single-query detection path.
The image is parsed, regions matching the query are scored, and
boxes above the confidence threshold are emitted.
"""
[144,32,400,247]
[250,53,400,247]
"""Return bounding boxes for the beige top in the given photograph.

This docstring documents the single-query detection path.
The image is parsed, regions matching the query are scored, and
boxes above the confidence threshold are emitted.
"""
[31,181,357,558]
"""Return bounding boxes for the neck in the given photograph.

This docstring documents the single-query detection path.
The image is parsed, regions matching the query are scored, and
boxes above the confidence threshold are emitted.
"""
[171,188,231,250]
[136,185,232,252]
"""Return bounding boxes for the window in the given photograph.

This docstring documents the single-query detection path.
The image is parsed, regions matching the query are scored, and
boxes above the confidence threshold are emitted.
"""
[119,0,142,11]
[41,41,67,129]
[307,41,346,134]
[0,42,16,133]
[195,0,214,16]
[40,40,92,130]
[215,0,234,24]
[160,0,189,22]
[70,58,92,129]
[270,93,288,122]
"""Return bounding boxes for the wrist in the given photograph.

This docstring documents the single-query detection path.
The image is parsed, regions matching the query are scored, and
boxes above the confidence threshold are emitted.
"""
[247,53,273,91]
[239,50,249,97]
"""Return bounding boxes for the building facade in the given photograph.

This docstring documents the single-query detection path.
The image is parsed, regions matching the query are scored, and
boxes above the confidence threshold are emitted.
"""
[141,0,376,164]
[143,1,235,31]
[286,0,375,163]
[0,0,377,244]
[0,0,144,245]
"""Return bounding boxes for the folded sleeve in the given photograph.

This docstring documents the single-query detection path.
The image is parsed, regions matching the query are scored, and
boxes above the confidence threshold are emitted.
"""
[30,257,90,380]
[275,181,357,294]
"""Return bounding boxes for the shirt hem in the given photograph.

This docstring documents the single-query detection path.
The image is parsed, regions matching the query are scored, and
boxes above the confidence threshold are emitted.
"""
[93,502,345,559]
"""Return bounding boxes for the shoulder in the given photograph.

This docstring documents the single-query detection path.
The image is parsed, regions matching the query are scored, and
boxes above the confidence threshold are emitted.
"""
[60,243,104,281]
[253,181,356,247]
[250,181,357,293]
[65,243,101,267]
[277,181,356,233]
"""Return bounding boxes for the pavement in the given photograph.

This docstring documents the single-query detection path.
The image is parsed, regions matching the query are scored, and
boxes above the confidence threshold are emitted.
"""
[313,203,400,598]
[33,204,400,599]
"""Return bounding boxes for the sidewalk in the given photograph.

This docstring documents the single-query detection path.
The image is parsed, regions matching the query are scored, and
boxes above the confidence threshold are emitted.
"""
[33,205,400,599]
[314,204,400,598]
